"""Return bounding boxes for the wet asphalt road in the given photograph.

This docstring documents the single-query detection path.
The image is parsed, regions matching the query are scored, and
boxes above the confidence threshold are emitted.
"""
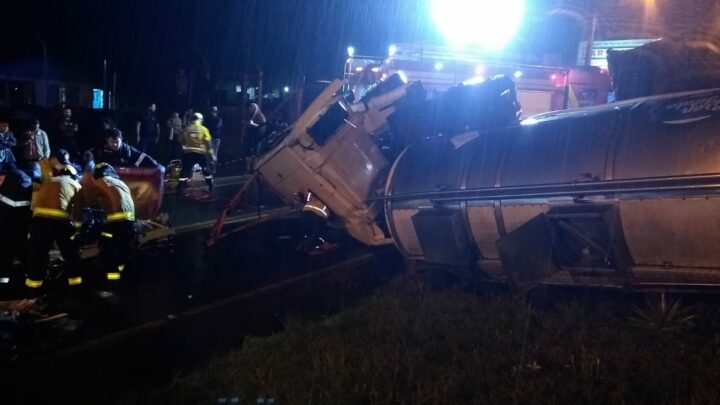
[0,173,378,367]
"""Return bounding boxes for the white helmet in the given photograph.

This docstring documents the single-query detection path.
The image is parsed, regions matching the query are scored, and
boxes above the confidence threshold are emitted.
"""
[192,112,204,121]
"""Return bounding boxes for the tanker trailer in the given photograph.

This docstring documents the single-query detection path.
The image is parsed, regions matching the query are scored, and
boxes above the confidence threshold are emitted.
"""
[385,87,720,291]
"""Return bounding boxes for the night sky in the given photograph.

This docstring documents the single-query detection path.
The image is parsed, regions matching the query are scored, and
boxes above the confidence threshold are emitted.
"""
[1,0,583,102]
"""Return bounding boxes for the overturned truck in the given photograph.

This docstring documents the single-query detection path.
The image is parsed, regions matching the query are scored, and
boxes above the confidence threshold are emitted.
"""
[225,43,720,291]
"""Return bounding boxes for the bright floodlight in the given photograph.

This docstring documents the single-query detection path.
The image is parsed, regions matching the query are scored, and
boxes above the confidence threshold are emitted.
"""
[513,70,523,78]
[431,0,525,49]
[283,86,290,93]
[434,62,444,71]
[388,44,398,57]
[347,46,355,57]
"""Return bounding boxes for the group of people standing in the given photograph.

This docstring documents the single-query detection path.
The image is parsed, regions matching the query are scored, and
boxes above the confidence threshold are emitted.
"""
[133,103,228,192]
[142,101,267,193]
[135,103,224,164]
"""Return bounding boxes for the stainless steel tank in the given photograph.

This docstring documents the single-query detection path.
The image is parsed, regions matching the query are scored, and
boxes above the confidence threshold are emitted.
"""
[385,88,720,290]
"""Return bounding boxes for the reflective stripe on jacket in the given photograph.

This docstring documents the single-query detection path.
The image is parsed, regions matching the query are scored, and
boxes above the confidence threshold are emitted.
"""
[77,176,135,222]
[180,123,212,154]
[302,192,329,219]
[31,176,81,219]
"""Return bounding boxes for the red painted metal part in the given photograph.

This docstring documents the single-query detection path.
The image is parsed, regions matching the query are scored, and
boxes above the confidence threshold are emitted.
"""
[206,171,260,246]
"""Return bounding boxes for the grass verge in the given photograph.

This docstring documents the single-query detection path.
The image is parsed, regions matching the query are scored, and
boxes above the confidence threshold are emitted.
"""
[121,278,720,405]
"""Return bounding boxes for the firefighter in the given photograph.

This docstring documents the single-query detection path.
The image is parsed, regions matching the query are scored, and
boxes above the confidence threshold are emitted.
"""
[0,171,33,286]
[298,190,338,255]
[26,155,83,295]
[76,163,136,285]
[177,112,214,193]
[88,127,164,171]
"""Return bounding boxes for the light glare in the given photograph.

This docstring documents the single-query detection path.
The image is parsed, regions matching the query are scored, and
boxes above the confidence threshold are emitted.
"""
[347,46,355,57]
[283,86,290,93]
[463,76,486,85]
[388,44,398,57]
[431,0,525,50]
[397,71,408,83]
[434,62,444,71]
[514,70,523,78]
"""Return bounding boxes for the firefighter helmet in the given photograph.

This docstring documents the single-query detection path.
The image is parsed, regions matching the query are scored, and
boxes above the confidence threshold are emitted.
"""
[57,164,78,181]
[93,162,120,180]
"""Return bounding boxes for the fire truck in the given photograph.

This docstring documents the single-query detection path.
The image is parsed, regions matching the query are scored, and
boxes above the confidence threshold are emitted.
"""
[343,43,611,117]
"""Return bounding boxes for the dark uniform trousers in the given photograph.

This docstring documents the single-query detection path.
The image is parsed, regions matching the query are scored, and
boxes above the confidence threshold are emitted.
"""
[179,152,214,190]
[98,220,136,281]
[0,205,32,277]
[28,218,82,285]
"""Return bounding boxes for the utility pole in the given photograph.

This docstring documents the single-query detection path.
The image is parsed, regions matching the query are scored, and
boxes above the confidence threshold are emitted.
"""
[37,36,48,106]
[584,15,598,66]
[239,72,249,152]
[102,59,108,109]
[112,72,117,110]
[257,68,264,110]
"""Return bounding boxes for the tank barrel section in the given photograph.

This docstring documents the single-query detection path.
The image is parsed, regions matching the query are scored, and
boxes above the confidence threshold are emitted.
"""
[379,173,720,203]
[385,87,720,291]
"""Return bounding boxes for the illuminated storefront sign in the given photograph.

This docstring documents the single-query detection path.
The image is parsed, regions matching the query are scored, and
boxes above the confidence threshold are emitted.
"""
[577,39,658,69]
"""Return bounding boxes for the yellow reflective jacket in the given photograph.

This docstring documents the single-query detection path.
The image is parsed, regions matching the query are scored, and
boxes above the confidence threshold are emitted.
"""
[32,175,82,220]
[76,176,135,222]
[180,122,212,154]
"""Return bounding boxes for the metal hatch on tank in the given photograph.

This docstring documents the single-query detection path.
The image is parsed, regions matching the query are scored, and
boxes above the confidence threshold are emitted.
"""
[384,87,720,291]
